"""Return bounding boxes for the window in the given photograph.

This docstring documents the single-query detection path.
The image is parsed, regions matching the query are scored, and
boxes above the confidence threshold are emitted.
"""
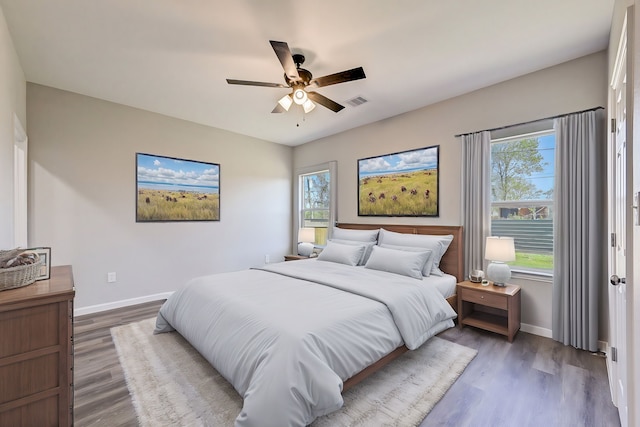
[490,130,555,274]
[294,162,336,246]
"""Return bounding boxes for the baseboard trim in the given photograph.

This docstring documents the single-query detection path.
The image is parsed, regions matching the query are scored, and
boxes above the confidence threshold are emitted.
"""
[520,323,609,354]
[74,292,173,317]
[521,323,552,338]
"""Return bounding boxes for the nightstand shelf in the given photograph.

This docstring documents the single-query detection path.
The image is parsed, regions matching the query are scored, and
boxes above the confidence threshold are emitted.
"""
[461,311,510,336]
[457,280,521,342]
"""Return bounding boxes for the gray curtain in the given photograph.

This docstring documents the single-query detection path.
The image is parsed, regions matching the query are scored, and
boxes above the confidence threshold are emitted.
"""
[461,131,492,278]
[552,110,604,351]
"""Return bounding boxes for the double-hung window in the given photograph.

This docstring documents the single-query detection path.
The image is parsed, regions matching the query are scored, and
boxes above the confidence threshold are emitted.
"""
[490,129,555,275]
[294,161,336,247]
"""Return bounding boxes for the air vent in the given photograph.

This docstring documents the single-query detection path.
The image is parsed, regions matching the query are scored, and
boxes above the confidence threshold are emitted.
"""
[345,96,368,107]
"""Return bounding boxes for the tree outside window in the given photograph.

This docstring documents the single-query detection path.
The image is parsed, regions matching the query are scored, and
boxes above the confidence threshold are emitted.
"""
[491,131,555,273]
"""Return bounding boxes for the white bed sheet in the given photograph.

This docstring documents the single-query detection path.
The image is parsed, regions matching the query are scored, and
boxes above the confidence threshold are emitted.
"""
[423,273,457,298]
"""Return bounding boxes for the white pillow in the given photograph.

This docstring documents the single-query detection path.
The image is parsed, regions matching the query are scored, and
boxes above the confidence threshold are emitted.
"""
[378,228,453,276]
[332,227,379,242]
[378,243,434,277]
[364,245,431,280]
[330,239,376,265]
[317,241,366,266]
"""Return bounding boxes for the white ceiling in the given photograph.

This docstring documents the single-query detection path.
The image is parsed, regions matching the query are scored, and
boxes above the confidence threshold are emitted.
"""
[1,0,614,146]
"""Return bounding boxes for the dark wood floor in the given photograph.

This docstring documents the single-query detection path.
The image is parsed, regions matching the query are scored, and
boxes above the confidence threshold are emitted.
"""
[74,301,163,426]
[74,301,621,427]
[423,326,620,427]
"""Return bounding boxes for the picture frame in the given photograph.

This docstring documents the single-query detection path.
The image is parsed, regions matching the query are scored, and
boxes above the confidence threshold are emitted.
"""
[136,153,220,222]
[358,145,439,217]
[24,247,51,281]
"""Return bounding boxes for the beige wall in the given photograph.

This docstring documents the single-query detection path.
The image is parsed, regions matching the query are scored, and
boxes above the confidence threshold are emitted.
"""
[294,51,608,334]
[27,84,293,309]
[0,6,26,248]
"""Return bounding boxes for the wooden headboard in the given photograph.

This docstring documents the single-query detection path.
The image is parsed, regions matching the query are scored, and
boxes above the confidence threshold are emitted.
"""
[336,223,464,282]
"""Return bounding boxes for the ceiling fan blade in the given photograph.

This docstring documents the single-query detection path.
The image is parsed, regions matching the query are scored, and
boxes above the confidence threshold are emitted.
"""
[307,91,345,113]
[270,40,300,81]
[308,67,366,89]
[226,79,288,88]
[272,103,286,113]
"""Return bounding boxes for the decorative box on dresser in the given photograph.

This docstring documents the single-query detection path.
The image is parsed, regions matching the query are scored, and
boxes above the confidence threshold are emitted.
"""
[0,265,75,426]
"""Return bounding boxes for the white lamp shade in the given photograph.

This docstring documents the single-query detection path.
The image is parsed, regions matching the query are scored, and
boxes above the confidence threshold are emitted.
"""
[302,99,316,113]
[484,236,516,262]
[278,94,293,111]
[298,228,315,243]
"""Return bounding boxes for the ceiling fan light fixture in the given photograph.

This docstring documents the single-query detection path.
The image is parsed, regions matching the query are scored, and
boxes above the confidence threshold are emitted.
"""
[278,94,293,111]
[303,99,316,114]
[293,88,308,105]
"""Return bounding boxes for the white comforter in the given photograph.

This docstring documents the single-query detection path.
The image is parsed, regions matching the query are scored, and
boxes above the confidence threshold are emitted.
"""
[154,259,456,427]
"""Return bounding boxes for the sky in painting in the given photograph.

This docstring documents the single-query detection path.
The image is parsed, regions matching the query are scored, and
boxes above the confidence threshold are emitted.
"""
[137,154,219,193]
[359,146,438,178]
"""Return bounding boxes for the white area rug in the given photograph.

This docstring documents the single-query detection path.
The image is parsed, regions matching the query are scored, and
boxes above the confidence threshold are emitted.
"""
[111,318,476,427]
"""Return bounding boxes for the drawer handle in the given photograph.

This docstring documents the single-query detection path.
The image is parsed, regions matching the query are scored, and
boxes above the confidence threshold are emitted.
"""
[480,296,484,299]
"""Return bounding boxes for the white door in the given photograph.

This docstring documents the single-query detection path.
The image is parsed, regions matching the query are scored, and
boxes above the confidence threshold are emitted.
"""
[608,15,628,427]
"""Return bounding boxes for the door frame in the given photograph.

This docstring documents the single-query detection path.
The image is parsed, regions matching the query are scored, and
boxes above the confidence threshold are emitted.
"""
[629,5,640,427]
[13,113,27,248]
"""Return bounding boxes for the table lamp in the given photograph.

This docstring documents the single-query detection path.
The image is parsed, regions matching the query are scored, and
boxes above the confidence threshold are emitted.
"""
[485,236,516,287]
[297,228,315,257]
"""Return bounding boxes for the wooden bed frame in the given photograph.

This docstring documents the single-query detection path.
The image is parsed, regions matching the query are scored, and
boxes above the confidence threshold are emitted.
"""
[336,223,464,392]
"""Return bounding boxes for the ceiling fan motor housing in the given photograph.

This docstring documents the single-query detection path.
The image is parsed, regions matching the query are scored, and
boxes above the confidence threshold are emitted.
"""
[285,68,312,86]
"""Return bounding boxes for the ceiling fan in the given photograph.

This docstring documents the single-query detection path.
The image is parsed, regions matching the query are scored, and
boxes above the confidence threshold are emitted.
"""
[226,40,366,114]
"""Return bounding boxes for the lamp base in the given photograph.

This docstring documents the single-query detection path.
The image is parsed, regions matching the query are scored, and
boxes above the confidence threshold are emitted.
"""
[297,242,314,257]
[487,261,511,287]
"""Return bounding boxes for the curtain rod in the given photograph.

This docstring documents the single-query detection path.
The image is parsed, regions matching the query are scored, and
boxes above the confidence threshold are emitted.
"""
[454,106,604,138]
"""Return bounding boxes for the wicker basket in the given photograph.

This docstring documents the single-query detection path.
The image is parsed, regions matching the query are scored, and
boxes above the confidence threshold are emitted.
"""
[0,254,44,291]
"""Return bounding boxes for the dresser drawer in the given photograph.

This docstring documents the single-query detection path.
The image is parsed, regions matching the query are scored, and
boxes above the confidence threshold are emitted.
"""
[460,287,508,310]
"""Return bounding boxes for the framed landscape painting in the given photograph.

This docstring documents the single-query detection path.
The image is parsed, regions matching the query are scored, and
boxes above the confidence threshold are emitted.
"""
[358,145,439,217]
[136,153,220,222]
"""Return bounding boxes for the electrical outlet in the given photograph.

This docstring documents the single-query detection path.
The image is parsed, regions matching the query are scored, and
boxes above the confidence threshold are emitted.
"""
[264,254,270,264]
[107,272,117,283]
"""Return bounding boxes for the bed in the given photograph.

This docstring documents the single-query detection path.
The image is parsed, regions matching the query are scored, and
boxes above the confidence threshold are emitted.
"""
[154,223,463,427]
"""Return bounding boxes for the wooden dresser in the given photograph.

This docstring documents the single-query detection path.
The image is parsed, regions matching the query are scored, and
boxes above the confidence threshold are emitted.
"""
[0,265,75,426]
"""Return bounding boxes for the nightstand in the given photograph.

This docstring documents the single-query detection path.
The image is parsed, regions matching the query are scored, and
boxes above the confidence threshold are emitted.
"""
[457,280,521,342]
[284,255,310,261]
